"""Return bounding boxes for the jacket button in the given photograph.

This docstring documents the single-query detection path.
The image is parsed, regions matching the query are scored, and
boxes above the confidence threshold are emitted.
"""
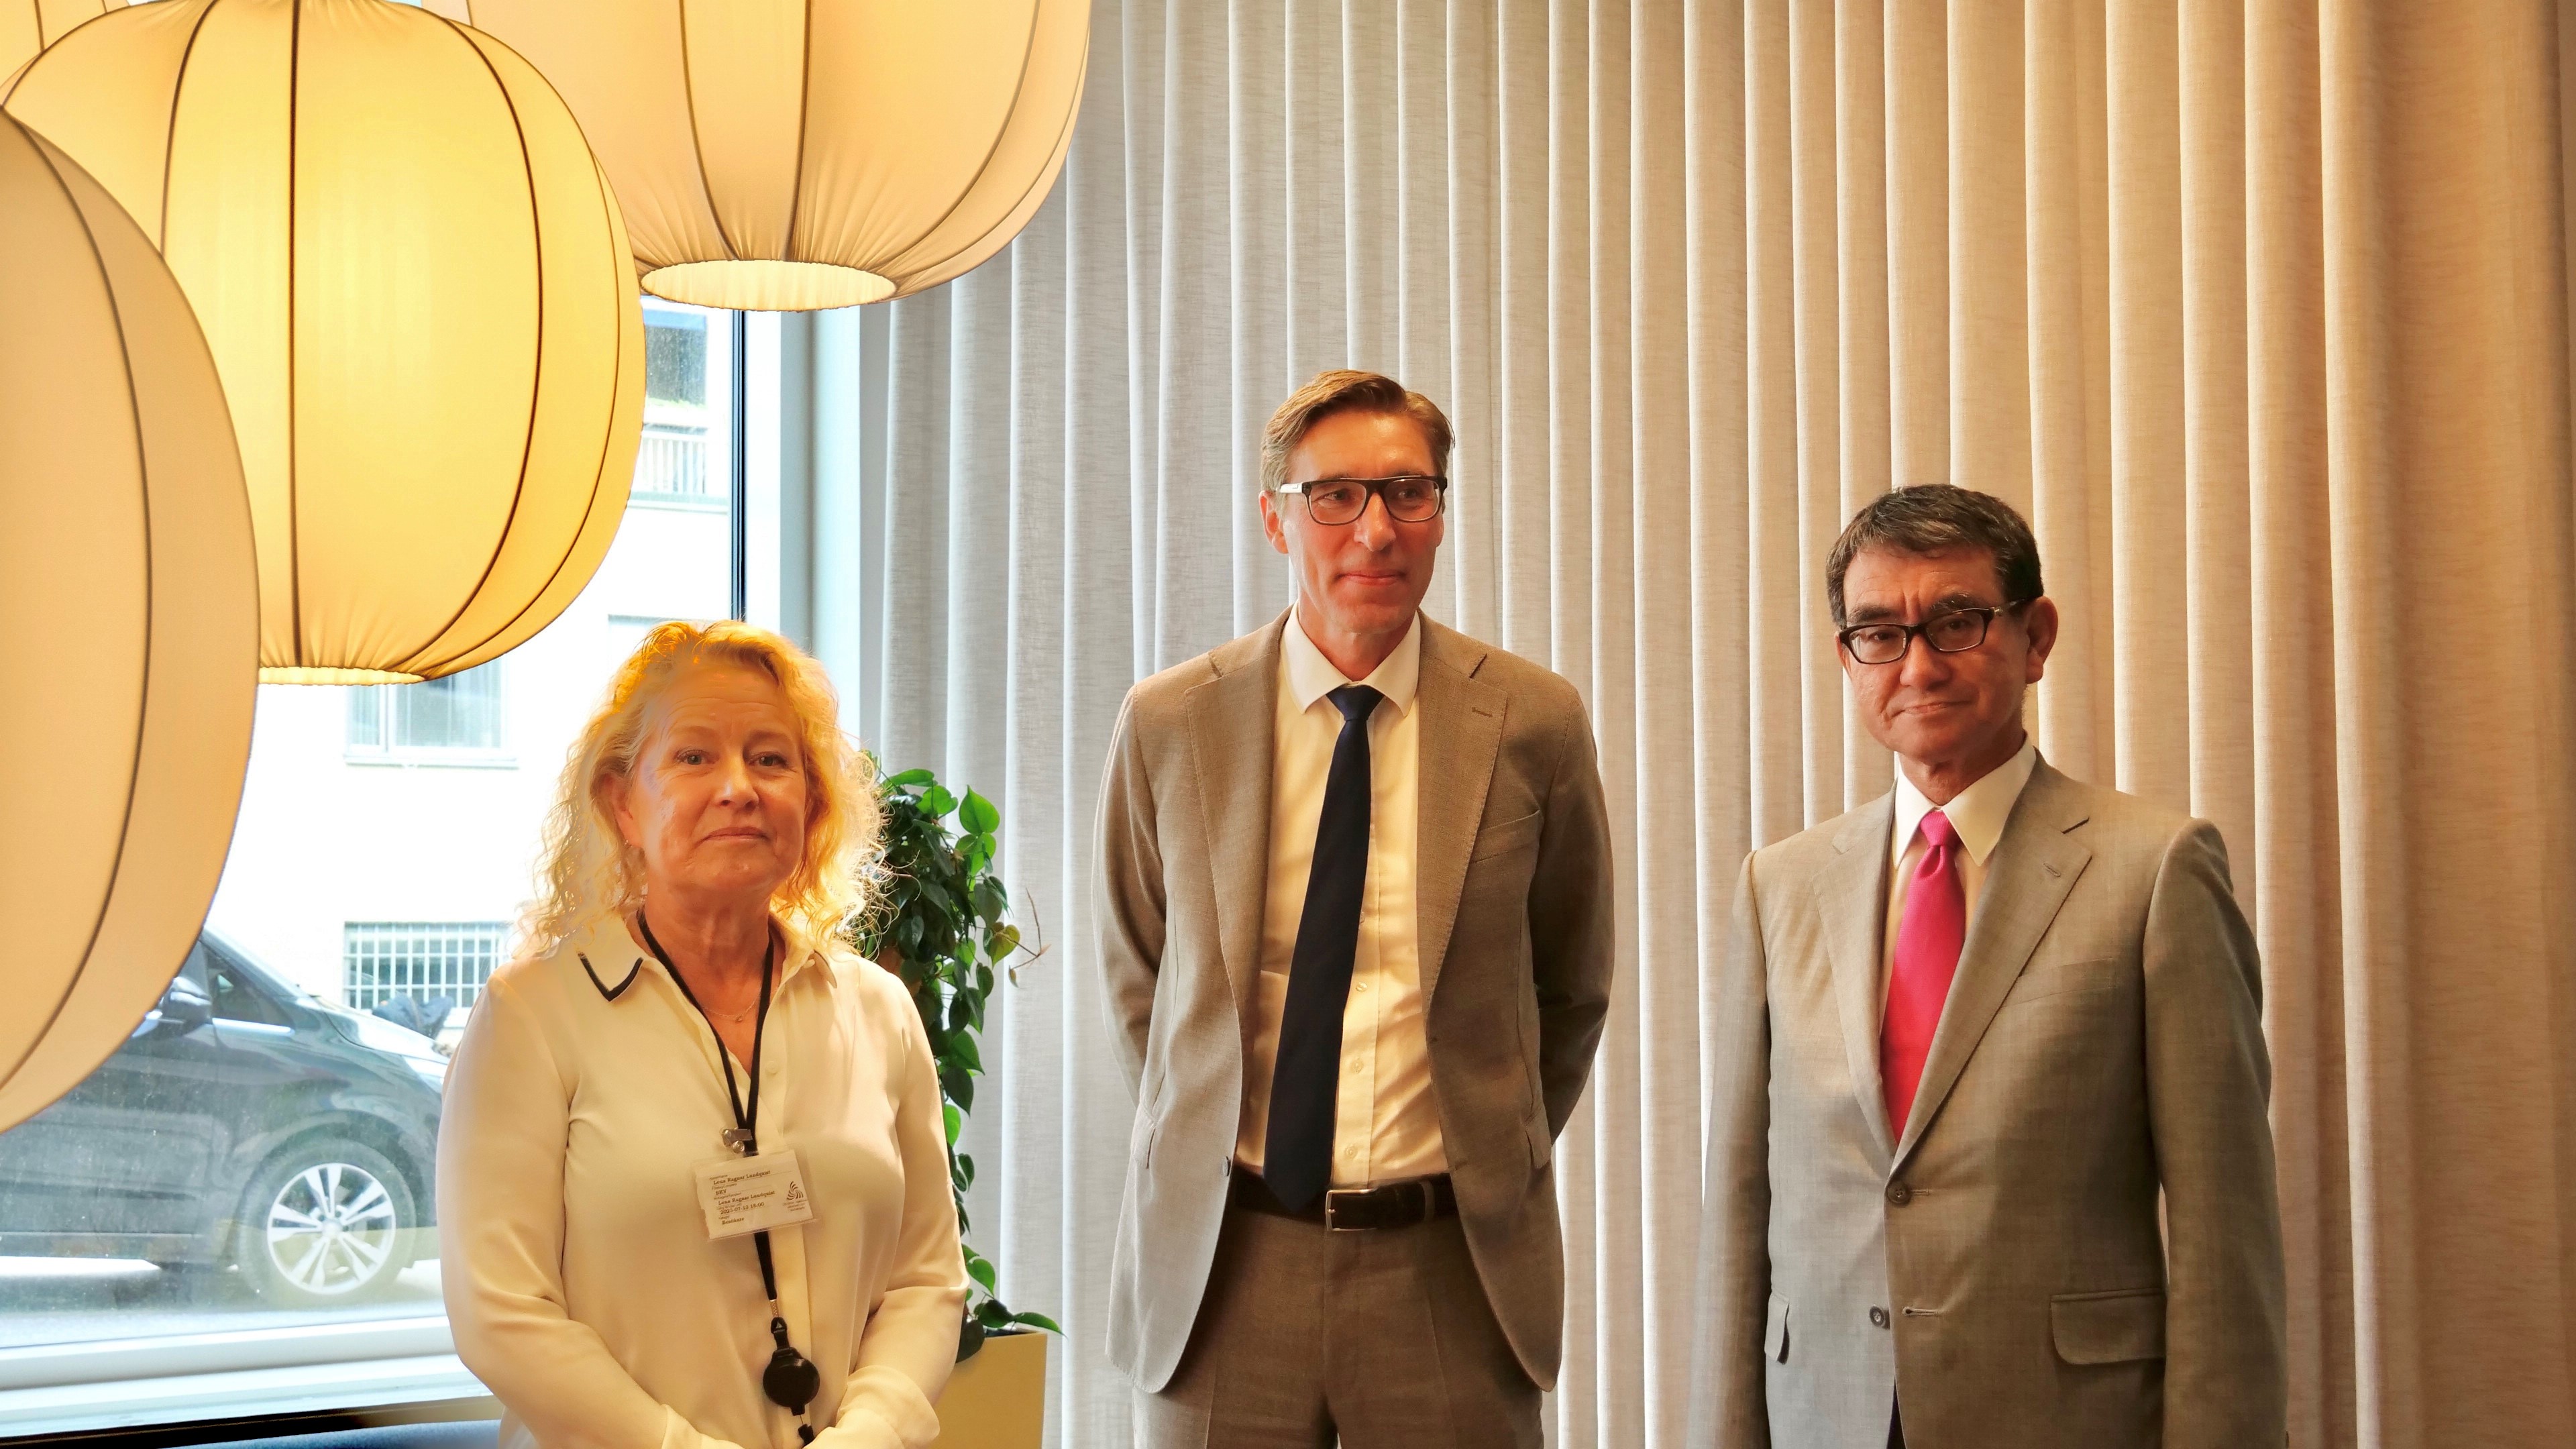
[1886,1182,1913,1206]
[1868,1306,1890,1329]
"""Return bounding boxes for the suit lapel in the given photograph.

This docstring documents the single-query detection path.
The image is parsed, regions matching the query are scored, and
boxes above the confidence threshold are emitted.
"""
[1185,616,1286,1030]
[1411,621,1505,1006]
[1815,797,1898,1160]
[1892,762,2094,1168]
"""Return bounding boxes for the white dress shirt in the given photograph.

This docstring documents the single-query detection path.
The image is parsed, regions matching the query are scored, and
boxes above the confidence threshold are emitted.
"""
[439,914,967,1449]
[1882,737,2041,983]
[1234,610,1447,1187]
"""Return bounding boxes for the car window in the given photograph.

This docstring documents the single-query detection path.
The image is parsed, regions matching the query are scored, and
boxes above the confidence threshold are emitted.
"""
[206,951,290,1027]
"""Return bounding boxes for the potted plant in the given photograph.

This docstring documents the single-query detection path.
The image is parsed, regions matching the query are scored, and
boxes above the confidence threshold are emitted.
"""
[851,767,1056,1447]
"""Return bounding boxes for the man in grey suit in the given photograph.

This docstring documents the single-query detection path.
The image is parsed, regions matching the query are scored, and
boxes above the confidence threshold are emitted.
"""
[1095,370,1615,1447]
[1690,486,2287,1448]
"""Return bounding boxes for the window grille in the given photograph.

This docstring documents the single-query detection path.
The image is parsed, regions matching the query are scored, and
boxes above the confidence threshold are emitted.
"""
[346,661,506,753]
[343,920,508,1010]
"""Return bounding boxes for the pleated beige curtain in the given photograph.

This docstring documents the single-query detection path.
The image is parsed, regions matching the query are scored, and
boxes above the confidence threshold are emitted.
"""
[782,1,2576,1444]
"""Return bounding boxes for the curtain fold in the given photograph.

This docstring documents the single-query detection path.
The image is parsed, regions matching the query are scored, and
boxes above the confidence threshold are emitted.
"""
[792,3,2576,1443]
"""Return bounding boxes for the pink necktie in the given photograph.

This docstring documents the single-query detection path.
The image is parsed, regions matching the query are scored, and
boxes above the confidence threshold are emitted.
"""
[1882,810,1966,1137]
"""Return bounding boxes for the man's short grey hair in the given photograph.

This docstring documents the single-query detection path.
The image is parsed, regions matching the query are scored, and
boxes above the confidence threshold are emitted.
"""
[1826,485,2044,625]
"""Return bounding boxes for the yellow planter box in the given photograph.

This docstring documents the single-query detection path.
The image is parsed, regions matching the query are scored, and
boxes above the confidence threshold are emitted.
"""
[930,1332,1048,1449]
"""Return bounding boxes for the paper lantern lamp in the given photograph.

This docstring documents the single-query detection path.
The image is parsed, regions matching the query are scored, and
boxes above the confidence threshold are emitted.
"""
[0,1,108,80]
[4,0,645,683]
[444,0,1089,311]
[0,113,258,1134]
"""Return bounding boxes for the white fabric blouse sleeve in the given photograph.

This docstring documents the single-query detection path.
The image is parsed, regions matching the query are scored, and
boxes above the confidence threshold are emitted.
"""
[437,971,747,1449]
[812,983,971,1449]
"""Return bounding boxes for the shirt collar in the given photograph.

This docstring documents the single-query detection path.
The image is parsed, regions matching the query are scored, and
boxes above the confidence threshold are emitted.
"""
[572,911,832,1004]
[1891,737,2040,867]
[1281,608,1423,716]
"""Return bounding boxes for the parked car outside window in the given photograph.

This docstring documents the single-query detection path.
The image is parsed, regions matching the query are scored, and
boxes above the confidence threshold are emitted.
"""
[0,934,445,1308]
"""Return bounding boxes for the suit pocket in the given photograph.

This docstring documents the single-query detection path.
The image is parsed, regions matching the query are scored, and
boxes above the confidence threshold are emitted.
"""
[1763,1292,1791,1363]
[1470,808,1545,862]
[2002,955,2127,1009]
[2050,1287,2167,1364]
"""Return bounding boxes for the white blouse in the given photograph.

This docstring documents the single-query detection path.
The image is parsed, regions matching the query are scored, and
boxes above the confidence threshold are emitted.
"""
[438,914,967,1449]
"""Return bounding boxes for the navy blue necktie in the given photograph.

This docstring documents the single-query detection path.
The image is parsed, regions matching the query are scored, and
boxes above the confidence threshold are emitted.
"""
[1263,683,1384,1211]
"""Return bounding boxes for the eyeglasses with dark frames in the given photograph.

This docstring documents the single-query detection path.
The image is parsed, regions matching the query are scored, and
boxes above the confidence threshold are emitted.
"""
[1274,474,1449,526]
[1837,599,2033,665]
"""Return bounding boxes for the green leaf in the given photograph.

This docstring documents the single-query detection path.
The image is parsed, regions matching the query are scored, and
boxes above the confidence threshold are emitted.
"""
[941,1067,975,1115]
[955,1316,985,1362]
[885,768,936,789]
[976,963,994,996]
[958,789,1000,835]
[974,1298,1016,1328]
[967,1255,998,1295]
[986,924,1021,961]
[943,1104,961,1145]
[951,1031,983,1073]
[971,881,1007,925]
[920,785,957,817]
[1010,1311,1063,1335]
[957,1152,975,1188]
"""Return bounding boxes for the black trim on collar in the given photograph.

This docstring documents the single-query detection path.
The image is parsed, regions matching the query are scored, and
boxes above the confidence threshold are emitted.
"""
[579,952,645,1002]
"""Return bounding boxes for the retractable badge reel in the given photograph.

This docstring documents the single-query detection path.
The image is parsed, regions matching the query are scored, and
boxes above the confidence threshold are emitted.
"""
[642,914,822,1443]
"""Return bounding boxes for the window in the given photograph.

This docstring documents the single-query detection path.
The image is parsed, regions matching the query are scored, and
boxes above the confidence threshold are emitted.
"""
[343,922,508,1014]
[345,661,507,759]
[633,302,727,508]
[0,309,747,1436]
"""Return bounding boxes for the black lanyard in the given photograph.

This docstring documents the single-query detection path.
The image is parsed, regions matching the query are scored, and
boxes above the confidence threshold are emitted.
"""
[637,912,820,1442]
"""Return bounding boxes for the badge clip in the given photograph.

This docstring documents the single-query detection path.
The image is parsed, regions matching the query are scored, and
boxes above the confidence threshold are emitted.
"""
[721,1126,757,1155]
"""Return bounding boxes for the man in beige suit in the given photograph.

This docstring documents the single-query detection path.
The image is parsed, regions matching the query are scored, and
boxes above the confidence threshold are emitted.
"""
[1095,370,1615,1446]
[1690,486,2287,1448]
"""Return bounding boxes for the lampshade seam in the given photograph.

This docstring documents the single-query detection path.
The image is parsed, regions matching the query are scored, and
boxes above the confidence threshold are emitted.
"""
[392,18,552,677]
[875,0,1049,285]
[675,0,744,266]
[153,0,223,250]
[0,124,152,1095]
[900,58,1084,298]
[426,158,631,676]
[892,57,1081,301]
[779,0,813,266]
[284,0,304,667]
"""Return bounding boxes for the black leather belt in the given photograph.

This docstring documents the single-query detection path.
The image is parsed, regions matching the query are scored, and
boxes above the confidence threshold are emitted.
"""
[1229,1170,1458,1232]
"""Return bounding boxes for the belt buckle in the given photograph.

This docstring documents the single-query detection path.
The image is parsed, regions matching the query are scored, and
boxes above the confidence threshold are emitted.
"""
[1324,1179,1431,1232]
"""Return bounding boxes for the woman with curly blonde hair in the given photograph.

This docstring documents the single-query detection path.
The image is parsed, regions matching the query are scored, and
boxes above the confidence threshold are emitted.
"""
[439,622,965,1449]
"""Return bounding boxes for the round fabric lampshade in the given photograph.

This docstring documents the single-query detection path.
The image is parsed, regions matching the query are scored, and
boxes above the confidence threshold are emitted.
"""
[0,113,258,1134]
[3,0,645,684]
[0,1,107,80]
[443,0,1089,311]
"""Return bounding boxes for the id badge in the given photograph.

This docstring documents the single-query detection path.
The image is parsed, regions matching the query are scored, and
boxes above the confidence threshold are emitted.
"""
[694,1150,817,1240]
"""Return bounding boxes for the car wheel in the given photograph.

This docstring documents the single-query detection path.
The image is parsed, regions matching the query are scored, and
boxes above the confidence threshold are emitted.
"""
[235,1140,414,1307]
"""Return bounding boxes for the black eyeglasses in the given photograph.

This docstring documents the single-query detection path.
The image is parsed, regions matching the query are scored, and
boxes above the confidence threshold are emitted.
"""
[1837,600,2033,665]
[1274,474,1448,525]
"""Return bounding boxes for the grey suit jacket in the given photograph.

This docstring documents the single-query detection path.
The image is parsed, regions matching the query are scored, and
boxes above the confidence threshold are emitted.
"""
[1689,760,2287,1448]
[1093,610,1615,1393]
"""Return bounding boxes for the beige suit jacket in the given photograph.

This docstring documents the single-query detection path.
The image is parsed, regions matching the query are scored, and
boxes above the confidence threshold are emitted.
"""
[1094,610,1615,1393]
[1690,760,2287,1448]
